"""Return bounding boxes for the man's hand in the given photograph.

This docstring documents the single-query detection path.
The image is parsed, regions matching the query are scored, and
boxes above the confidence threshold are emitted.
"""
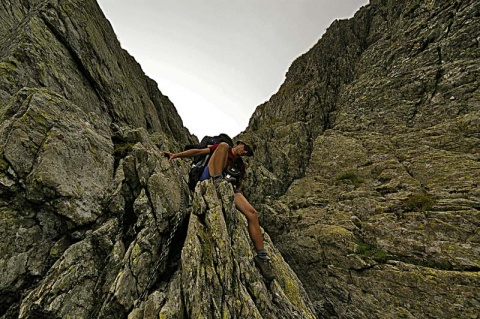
[163,151,176,161]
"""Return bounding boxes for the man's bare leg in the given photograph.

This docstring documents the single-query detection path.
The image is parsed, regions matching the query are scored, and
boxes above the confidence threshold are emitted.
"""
[235,192,275,281]
[234,192,264,251]
[207,142,229,178]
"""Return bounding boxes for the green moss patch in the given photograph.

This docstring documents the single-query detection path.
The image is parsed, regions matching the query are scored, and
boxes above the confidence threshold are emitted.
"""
[403,192,435,212]
[336,171,363,187]
[356,241,390,263]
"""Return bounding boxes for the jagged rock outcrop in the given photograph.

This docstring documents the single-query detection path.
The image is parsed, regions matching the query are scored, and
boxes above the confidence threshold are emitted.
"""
[0,1,317,318]
[240,0,480,318]
[135,181,316,319]
[2,0,479,318]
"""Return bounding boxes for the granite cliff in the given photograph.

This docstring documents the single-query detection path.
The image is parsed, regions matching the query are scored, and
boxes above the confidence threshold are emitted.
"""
[0,0,315,318]
[0,0,479,318]
[239,0,480,318]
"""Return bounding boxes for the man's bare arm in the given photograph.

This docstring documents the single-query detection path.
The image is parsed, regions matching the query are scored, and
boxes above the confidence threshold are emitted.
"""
[163,148,210,161]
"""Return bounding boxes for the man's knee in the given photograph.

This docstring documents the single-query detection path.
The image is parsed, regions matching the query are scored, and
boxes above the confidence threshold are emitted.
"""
[210,142,229,160]
[215,142,230,152]
[245,207,259,221]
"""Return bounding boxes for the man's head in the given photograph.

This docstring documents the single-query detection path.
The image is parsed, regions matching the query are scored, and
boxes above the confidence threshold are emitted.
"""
[235,141,254,157]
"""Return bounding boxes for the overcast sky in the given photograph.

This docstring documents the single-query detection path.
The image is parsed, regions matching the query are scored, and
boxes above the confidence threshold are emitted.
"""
[97,0,369,138]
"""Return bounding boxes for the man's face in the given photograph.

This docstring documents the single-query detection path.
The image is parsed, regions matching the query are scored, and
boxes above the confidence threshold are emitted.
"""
[237,143,247,156]
[235,141,253,157]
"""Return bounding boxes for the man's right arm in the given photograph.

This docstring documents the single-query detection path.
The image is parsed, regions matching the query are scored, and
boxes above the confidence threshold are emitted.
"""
[164,148,210,161]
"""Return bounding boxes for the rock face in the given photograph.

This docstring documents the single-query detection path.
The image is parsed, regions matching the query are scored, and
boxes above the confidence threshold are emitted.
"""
[1,0,479,318]
[239,0,480,318]
[159,181,316,319]
[0,1,315,318]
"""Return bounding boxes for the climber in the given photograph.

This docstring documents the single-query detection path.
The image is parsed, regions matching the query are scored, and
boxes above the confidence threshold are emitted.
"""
[164,141,276,282]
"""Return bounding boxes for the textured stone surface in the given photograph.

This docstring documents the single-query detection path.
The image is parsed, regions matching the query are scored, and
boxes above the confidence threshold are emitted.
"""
[0,1,316,318]
[2,0,480,318]
[0,0,192,317]
[161,181,316,319]
[240,0,480,318]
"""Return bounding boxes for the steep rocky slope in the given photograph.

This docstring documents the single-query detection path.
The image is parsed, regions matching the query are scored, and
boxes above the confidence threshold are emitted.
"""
[0,1,314,318]
[240,0,480,318]
[1,0,479,318]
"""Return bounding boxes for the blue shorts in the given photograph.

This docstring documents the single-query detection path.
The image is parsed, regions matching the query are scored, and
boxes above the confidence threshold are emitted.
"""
[199,166,210,181]
[199,166,241,193]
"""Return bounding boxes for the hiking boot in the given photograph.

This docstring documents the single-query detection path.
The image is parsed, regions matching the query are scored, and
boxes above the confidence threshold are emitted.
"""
[254,255,275,282]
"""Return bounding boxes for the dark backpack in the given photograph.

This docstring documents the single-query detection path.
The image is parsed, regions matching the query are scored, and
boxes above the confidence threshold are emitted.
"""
[185,134,234,191]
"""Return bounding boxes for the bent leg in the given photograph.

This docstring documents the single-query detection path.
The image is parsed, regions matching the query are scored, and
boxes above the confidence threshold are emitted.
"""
[234,192,264,251]
[208,142,229,177]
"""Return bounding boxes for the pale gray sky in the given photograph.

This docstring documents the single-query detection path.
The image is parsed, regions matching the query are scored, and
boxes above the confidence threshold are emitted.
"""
[97,0,369,138]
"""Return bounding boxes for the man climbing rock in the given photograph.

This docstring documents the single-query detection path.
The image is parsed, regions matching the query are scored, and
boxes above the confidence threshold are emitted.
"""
[164,140,276,282]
